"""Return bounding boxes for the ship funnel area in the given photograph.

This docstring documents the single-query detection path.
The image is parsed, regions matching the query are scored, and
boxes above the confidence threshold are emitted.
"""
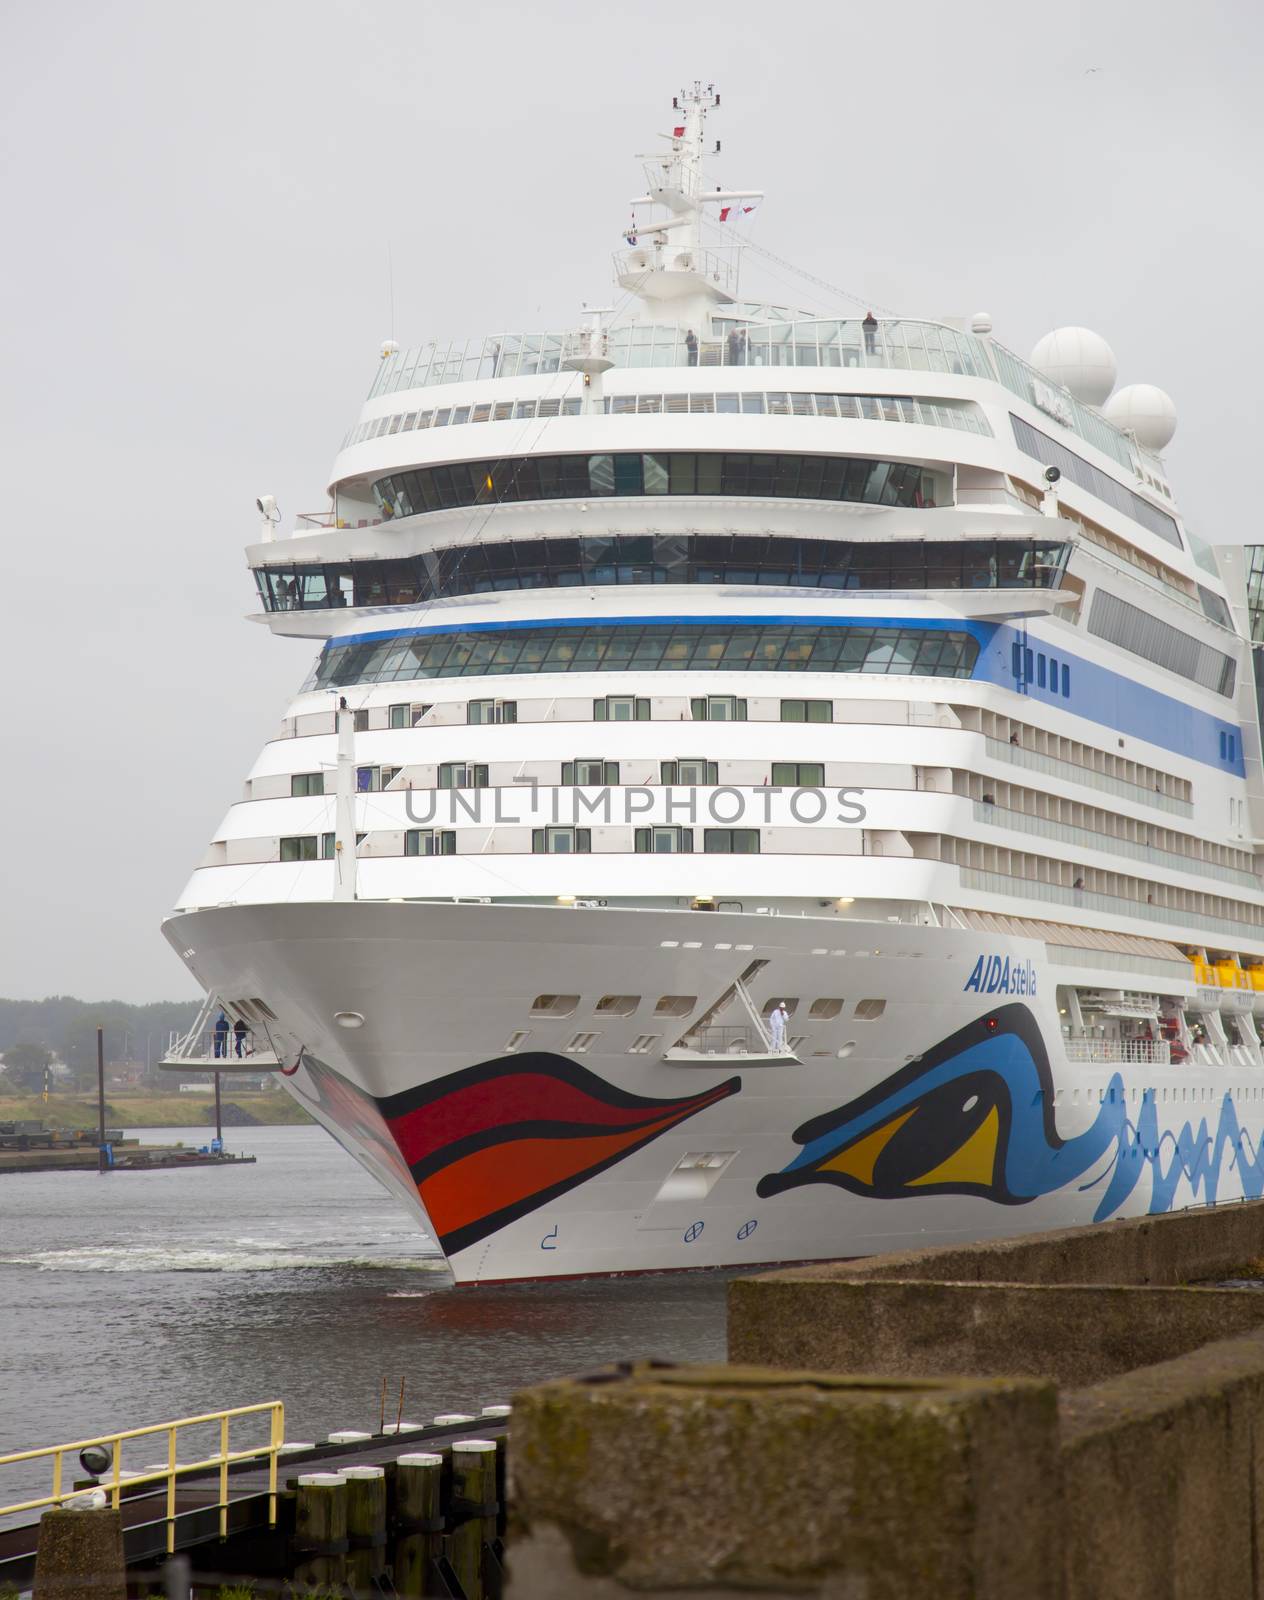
[616,81,763,335]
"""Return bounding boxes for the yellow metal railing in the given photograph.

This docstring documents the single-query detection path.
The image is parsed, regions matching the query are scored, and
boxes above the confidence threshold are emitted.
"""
[0,1400,284,1553]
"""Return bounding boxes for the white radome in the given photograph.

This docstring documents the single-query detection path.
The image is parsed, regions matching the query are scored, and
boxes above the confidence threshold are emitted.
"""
[1030,327,1118,406]
[1102,383,1178,452]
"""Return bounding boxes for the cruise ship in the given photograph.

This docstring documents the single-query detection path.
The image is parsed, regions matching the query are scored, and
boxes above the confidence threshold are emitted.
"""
[163,84,1264,1284]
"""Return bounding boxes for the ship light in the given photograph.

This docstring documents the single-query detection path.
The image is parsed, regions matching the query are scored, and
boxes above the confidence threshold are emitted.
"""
[334,1011,365,1029]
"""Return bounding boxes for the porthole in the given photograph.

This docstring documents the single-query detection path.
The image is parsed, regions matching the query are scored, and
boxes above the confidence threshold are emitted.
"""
[655,996,697,1017]
[809,998,844,1020]
[854,998,886,1020]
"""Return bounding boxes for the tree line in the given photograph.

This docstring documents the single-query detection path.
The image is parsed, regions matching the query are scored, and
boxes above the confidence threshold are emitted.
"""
[0,996,202,1091]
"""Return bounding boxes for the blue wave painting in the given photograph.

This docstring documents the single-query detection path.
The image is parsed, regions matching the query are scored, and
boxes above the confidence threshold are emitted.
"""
[756,1002,1264,1220]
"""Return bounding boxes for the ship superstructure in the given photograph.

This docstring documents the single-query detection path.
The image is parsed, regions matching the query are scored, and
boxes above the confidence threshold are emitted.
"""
[163,86,1264,1283]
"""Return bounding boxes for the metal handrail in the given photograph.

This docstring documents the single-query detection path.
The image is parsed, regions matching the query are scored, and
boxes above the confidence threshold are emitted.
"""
[0,1400,284,1552]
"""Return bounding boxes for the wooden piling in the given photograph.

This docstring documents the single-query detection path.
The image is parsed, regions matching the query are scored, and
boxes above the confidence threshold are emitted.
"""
[293,1471,347,1587]
[449,1440,498,1600]
[393,1451,444,1599]
[344,1465,387,1591]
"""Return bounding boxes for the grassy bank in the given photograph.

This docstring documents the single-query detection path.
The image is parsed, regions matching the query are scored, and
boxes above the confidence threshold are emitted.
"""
[0,1091,314,1128]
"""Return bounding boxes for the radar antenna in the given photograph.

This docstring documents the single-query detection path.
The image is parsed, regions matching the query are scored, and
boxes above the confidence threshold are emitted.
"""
[616,81,763,332]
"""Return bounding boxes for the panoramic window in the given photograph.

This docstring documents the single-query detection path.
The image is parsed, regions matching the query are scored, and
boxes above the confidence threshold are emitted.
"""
[373,451,939,521]
[257,536,1068,612]
[280,835,318,862]
[1010,415,1182,549]
[307,623,981,691]
[290,773,324,797]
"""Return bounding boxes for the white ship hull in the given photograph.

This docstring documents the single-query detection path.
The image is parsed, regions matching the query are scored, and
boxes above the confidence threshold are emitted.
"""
[163,901,1260,1285]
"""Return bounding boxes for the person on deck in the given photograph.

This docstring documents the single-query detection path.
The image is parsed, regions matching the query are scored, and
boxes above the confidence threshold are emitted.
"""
[685,329,698,366]
[769,1003,789,1050]
[233,1018,249,1059]
[213,1010,230,1059]
[862,311,878,356]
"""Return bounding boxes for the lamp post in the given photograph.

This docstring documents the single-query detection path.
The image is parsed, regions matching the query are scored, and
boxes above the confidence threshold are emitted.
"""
[96,1027,110,1175]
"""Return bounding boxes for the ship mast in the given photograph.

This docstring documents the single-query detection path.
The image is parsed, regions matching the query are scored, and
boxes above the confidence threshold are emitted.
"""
[615,81,763,334]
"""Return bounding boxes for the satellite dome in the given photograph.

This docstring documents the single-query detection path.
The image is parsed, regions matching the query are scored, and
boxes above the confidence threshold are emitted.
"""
[1102,384,1177,452]
[1030,327,1118,406]
[970,311,993,334]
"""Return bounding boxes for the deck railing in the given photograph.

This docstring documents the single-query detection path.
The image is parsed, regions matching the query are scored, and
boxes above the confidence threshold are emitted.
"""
[0,1401,284,1552]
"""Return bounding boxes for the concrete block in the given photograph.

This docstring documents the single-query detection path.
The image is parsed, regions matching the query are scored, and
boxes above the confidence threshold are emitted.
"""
[508,1361,1059,1598]
[728,1279,1264,1385]
[1058,1326,1264,1600]
[745,1200,1264,1292]
[33,1506,125,1600]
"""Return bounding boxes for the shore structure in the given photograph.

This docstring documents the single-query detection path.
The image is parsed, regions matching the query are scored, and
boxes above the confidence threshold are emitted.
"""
[161,80,1264,1285]
[9,1202,1264,1597]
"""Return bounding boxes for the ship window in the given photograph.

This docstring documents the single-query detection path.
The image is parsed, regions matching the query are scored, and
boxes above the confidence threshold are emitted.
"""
[772,763,825,785]
[564,759,619,785]
[291,773,324,797]
[661,760,717,785]
[532,827,591,853]
[320,831,364,858]
[595,695,650,721]
[854,998,886,1019]
[468,699,517,724]
[1061,664,1070,695]
[353,710,370,732]
[356,765,382,792]
[628,1033,660,1053]
[405,829,456,856]
[280,836,319,862]
[809,998,845,1018]
[635,826,694,853]
[691,695,747,721]
[655,995,697,1016]
[439,763,489,788]
[566,1032,600,1053]
[704,829,761,853]
[781,699,833,723]
[531,994,579,1017]
[1037,654,1047,689]
[595,995,640,1016]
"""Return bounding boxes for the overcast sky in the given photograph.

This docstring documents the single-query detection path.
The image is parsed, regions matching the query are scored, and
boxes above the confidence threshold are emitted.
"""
[2,0,1260,1001]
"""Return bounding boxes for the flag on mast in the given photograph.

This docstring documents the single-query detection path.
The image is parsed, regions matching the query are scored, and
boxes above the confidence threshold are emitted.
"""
[718,203,759,223]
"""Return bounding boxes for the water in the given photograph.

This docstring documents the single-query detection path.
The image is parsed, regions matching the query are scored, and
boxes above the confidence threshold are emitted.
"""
[0,1126,731,1502]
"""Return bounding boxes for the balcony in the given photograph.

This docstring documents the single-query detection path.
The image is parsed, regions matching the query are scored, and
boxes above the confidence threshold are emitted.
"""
[663,1024,799,1066]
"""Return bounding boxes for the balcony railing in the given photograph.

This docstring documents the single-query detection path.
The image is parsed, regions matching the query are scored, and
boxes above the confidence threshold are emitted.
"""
[367,318,997,398]
[1063,1037,1171,1065]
